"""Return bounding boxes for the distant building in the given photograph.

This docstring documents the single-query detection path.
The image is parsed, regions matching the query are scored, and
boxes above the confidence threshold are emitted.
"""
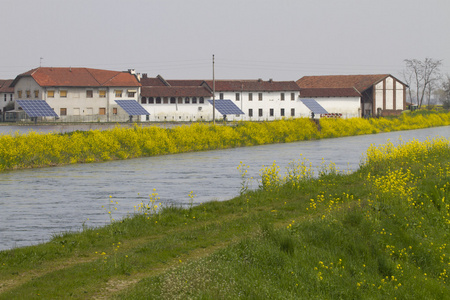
[11,67,141,122]
[297,74,407,118]
[0,79,14,117]
[140,75,303,121]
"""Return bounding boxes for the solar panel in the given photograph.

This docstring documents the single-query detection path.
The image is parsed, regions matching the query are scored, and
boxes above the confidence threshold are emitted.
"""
[115,100,150,115]
[300,99,329,115]
[208,99,244,115]
[16,100,59,117]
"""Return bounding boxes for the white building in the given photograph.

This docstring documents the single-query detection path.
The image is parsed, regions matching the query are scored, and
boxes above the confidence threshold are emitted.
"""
[0,79,14,117]
[140,75,305,121]
[11,67,141,122]
[297,74,407,118]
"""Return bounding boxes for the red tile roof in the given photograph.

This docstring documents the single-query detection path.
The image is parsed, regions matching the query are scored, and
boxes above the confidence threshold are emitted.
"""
[300,88,361,98]
[12,67,141,87]
[0,79,14,93]
[204,80,301,92]
[141,86,212,97]
[296,74,395,93]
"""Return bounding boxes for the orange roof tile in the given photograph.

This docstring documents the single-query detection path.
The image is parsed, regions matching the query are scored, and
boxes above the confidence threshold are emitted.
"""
[12,67,141,87]
[296,74,398,93]
[0,79,14,93]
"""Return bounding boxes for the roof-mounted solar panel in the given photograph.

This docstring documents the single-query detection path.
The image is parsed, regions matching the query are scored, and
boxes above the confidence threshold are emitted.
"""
[16,100,59,117]
[208,99,244,115]
[300,99,329,115]
[115,100,150,116]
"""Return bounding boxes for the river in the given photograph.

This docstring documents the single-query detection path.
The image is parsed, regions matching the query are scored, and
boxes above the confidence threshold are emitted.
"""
[0,126,449,251]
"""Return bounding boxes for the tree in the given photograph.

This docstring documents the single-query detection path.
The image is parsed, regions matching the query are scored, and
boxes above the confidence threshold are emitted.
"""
[441,75,450,110]
[403,58,442,108]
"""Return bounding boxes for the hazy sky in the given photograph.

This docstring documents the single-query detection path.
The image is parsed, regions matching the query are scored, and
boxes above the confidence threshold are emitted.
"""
[1,0,449,81]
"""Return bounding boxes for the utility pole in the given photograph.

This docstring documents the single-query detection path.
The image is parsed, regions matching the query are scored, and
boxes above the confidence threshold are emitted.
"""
[212,54,215,125]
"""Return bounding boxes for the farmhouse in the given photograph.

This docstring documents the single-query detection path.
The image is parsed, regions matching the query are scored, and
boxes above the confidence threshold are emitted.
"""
[11,67,141,122]
[0,79,14,117]
[297,74,407,118]
[140,75,304,121]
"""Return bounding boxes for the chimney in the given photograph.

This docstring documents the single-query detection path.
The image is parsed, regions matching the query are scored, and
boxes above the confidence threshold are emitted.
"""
[142,73,148,78]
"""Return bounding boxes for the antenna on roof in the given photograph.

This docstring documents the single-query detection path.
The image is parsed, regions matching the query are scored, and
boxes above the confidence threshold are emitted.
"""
[40,57,43,67]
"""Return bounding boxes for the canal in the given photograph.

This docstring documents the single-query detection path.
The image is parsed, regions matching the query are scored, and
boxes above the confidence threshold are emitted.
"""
[0,126,449,251]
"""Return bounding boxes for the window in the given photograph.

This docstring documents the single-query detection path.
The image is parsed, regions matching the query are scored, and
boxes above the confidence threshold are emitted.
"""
[185,97,190,104]
[248,93,253,101]
[192,97,197,104]
[291,93,295,101]
[60,108,67,115]
[248,108,253,117]
[170,97,176,104]
[4,95,6,101]
[141,97,147,104]
[47,90,54,98]
[34,90,39,98]
[99,90,106,98]
[149,97,154,104]
[163,97,168,104]
[220,93,224,100]
[99,108,106,115]
[291,108,295,116]
[235,93,240,101]
[280,93,285,101]
[86,90,93,98]
[128,91,136,97]
[115,90,122,97]
[18,90,22,98]
[26,90,31,98]
[60,90,67,98]
[178,97,183,104]
[258,93,263,101]
[281,108,285,116]
[199,97,204,104]
[113,107,118,115]
[258,108,263,117]
[270,108,274,116]
[156,97,161,104]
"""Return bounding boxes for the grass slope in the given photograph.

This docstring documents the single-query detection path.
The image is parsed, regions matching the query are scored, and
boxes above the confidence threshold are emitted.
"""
[1,137,449,299]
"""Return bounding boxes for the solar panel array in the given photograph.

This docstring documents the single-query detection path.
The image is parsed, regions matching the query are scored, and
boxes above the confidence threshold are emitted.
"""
[208,99,244,115]
[115,100,150,116]
[300,99,329,115]
[16,100,59,117]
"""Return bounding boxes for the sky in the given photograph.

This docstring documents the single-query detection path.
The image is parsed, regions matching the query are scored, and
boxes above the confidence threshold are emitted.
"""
[1,0,449,82]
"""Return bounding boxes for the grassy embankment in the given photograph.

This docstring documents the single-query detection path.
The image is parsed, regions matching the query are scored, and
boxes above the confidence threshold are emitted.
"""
[0,136,449,299]
[0,110,449,171]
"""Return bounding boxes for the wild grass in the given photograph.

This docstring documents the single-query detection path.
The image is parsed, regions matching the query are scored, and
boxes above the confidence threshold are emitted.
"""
[0,137,449,299]
[0,110,449,171]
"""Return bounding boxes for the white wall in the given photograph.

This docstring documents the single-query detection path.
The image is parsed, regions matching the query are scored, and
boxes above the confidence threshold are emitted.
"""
[14,77,140,121]
[313,97,361,118]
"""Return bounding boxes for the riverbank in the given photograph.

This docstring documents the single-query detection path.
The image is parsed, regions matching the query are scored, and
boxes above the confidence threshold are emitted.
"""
[0,137,449,298]
[1,110,449,171]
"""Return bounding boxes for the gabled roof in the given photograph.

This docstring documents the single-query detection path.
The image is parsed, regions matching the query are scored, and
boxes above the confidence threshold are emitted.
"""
[140,75,299,94]
[141,86,212,97]
[204,79,301,92]
[296,74,406,94]
[0,79,14,93]
[11,67,141,87]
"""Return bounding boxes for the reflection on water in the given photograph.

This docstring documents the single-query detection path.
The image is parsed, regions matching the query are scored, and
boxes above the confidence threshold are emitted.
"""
[0,126,448,251]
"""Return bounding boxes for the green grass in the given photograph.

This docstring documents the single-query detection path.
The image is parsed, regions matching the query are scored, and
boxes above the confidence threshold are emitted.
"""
[1,138,449,299]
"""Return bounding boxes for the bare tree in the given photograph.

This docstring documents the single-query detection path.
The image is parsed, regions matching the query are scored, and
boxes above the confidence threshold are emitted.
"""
[441,75,450,109]
[403,58,442,108]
